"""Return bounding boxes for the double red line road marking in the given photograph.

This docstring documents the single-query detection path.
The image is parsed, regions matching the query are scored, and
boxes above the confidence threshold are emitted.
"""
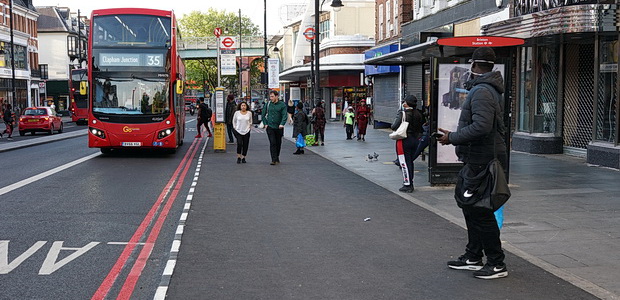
[92,138,202,300]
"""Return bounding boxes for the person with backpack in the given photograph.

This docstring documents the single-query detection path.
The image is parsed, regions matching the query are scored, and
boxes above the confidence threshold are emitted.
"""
[195,97,212,138]
[437,47,508,280]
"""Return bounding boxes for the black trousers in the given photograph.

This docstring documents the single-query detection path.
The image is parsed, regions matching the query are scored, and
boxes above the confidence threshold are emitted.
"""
[266,127,284,162]
[345,124,353,139]
[460,158,507,266]
[226,123,235,142]
[399,135,420,186]
[233,130,250,156]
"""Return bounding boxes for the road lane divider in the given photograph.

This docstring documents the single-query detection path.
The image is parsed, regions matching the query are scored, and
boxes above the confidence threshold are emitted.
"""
[117,136,202,300]
[153,136,209,300]
[0,152,100,197]
[91,138,202,300]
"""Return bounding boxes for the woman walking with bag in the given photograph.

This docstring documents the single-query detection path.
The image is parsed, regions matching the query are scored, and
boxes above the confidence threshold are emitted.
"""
[391,95,424,192]
[232,101,253,164]
[292,102,309,154]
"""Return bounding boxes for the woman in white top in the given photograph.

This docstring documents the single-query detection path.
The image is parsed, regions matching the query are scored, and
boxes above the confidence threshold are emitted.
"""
[232,101,253,163]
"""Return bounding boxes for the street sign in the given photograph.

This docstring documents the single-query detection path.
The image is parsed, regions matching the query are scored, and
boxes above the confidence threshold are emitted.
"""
[303,27,315,40]
[220,36,237,49]
[214,27,221,38]
[437,36,525,47]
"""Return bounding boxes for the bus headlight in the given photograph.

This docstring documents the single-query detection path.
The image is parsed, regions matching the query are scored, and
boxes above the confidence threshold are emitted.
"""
[158,128,175,139]
[89,127,106,139]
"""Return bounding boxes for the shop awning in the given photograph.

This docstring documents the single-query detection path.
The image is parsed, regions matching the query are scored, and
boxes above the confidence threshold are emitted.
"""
[363,38,447,65]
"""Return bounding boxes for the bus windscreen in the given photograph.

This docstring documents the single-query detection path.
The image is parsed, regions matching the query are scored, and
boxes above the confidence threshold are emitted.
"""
[92,15,171,47]
[92,76,170,115]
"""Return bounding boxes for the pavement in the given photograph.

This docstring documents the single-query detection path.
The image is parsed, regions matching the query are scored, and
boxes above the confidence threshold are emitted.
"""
[2,118,619,299]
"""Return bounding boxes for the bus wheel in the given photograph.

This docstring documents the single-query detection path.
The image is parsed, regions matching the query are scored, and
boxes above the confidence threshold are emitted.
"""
[100,148,112,154]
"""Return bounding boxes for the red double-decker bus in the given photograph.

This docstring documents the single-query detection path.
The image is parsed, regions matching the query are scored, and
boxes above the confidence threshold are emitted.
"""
[69,68,88,125]
[88,8,185,154]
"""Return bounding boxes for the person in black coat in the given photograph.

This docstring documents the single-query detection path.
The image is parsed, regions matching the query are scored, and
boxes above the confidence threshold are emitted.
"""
[391,95,425,193]
[438,47,508,280]
[292,102,309,154]
[225,94,236,143]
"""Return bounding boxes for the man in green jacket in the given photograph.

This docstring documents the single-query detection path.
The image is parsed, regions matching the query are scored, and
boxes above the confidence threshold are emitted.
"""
[262,90,288,165]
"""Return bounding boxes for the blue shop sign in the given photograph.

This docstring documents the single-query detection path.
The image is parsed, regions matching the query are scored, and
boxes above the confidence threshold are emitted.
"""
[364,44,400,75]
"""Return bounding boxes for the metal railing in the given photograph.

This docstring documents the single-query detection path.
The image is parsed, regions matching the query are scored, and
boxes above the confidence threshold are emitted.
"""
[180,36,272,50]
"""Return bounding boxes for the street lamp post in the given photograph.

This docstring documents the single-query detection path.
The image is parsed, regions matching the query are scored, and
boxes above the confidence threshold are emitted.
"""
[9,0,16,109]
[314,0,343,106]
[264,0,268,100]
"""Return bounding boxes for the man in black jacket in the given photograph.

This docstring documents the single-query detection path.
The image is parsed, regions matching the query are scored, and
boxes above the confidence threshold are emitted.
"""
[437,47,508,280]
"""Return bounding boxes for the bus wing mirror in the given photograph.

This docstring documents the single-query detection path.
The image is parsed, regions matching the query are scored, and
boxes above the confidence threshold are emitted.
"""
[80,81,88,95]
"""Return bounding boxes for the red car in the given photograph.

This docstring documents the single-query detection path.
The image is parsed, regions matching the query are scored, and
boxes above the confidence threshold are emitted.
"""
[18,107,64,136]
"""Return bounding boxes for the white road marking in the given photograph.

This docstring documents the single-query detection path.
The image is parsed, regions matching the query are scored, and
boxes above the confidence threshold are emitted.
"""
[39,241,99,275]
[0,241,47,274]
[154,136,209,300]
[0,152,100,197]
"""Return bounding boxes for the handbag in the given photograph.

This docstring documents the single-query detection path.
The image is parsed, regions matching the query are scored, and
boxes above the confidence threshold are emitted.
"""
[389,111,408,140]
[454,110,510,212]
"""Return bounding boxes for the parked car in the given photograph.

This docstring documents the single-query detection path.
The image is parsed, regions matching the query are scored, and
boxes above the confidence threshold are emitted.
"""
[18,107,63,136]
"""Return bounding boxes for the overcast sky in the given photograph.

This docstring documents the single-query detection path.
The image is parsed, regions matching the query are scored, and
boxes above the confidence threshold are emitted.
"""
[33,0,299,35]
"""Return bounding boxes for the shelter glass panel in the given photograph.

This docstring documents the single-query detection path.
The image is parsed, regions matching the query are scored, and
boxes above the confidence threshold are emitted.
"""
[595,36,617,143]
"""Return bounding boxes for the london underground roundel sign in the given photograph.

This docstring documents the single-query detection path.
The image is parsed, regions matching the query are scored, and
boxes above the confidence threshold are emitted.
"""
[437,36,525,47]
[221,37,235,48]
[303,27,315,40]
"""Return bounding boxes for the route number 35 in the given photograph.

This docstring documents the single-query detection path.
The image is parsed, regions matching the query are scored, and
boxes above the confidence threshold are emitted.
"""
[147,55,162,66]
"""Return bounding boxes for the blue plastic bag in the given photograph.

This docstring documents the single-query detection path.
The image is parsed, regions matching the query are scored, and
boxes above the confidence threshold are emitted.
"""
[296,133,306,148]
[495,205,504,229]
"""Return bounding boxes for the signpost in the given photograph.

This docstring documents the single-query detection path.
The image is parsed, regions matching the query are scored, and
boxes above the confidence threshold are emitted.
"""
[219,36,237,76]
[214,27,221,38]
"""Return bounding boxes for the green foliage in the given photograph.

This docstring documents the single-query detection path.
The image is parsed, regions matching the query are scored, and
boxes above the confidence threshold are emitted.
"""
[179,9,262,95]
[179,9,260,38]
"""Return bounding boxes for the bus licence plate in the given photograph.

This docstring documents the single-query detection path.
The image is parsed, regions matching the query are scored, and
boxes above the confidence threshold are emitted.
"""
[121,142,142,147]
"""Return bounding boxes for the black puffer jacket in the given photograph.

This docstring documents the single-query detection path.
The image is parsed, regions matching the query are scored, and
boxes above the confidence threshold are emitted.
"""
[448,71,507,165]
[391,108,425,138]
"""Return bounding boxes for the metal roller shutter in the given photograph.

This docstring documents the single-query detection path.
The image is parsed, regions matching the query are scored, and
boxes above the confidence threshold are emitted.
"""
[405,64,423,107]
[373,75,400,123]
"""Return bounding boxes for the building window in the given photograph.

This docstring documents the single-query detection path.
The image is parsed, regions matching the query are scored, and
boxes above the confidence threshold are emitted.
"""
[534,45,559,134]
[386,0,391,38]
[378,4,384,40]
[39,64,48,80]
[394,0,399,35]
[319,19,330,42]
[518,47,533,132]
[595,35,618,143]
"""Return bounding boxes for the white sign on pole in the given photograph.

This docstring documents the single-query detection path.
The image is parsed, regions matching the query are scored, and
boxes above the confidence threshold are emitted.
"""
[219,36,237,49]
[267,59,280,89]
[220,49,237,76]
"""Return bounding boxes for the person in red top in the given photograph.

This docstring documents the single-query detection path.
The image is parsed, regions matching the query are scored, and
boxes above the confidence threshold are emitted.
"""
[356,98,370,141]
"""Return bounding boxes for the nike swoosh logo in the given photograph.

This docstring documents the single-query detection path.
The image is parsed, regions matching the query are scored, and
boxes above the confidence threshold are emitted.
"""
[463,190,474,197]
[466,259,479,264]
[493,267,505,272]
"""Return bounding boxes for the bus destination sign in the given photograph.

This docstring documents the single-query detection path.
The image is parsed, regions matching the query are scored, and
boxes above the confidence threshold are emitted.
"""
[99,53,164,67]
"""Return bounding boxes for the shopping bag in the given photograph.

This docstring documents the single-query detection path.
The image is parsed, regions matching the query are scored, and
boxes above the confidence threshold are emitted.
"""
[296,133,306,148]
[305,134,315,146]
[495,205,504,229]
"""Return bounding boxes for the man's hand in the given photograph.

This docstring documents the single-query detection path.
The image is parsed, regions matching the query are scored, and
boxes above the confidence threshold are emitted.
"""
[437,128,451,145]
[279,125,284,129]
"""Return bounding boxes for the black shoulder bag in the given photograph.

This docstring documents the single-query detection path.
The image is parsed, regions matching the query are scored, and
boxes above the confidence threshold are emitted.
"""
[454,85,511,212]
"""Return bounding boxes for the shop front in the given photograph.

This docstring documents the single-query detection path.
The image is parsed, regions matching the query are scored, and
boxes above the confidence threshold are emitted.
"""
[483,1,620,169]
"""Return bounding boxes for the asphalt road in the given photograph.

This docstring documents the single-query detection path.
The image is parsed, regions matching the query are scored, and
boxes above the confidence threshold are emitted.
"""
[0,124,201,299]
[0,122,601,300]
